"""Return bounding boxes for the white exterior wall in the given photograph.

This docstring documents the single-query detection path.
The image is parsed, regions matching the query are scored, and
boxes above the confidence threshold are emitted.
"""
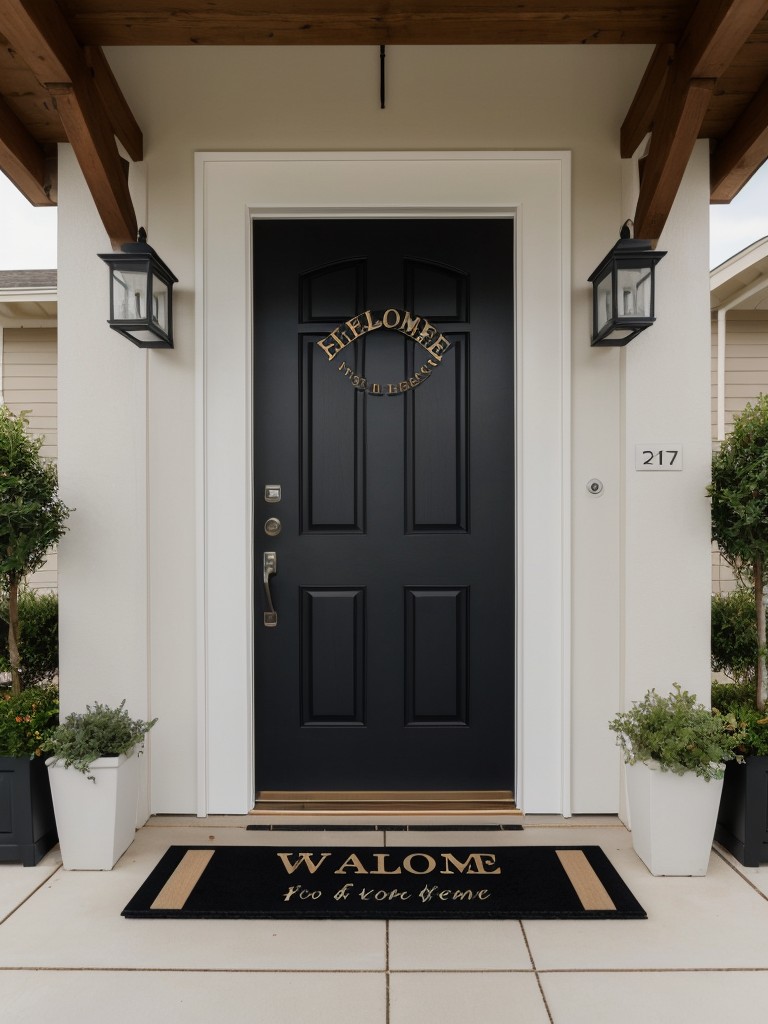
[56,45,711,816]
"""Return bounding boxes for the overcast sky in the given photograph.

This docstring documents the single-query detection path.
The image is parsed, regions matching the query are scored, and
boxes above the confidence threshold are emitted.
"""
[1,161,767,272]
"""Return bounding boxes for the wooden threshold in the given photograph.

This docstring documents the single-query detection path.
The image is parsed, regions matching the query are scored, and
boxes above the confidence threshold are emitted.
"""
[250,790,520,815]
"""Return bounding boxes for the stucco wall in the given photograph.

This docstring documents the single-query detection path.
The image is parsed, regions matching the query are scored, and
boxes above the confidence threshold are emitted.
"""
[56,45,711,815]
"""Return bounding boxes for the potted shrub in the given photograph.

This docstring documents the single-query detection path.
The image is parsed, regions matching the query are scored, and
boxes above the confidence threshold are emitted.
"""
[711,674,768,866]
[46,700,156,870]
[609,684,742,875]
[710,396,768,865]
[0,683,59,865]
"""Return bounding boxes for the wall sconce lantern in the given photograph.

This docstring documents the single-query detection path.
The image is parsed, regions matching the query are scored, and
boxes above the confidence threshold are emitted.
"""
[588,223,666,346]
[99,228,178,348]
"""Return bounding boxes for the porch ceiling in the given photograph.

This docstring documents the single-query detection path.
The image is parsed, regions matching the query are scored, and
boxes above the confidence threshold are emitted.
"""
[2,2,768,246]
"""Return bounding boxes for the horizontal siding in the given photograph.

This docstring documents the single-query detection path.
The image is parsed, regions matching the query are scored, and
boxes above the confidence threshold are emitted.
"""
[710,316,768,593]
[2,328,59,590]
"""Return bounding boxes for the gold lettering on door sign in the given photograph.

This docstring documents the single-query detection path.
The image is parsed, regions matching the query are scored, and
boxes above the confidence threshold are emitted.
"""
[316,308,452,396]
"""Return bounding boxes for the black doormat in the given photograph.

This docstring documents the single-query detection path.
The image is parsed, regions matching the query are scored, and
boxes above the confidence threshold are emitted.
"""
[122,845,646,920]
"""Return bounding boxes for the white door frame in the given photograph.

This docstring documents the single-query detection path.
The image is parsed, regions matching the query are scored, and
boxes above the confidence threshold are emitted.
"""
[194,151,572,815]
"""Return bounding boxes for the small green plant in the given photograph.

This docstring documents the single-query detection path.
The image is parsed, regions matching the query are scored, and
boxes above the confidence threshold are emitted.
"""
[711,679,768,757]
[47,700,157,778]
[0,683,59,758]
[0,589,59,686]
[609,684,743,780]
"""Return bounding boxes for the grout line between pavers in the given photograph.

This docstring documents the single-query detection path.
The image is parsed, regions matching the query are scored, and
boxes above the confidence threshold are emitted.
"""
[0,862,63,926]
[521,921,555,1023]
[535,966,768,974]
[3,965,768,975]
[384,830,391,1024]
[385,920,391,1024]
[713,846,768,902]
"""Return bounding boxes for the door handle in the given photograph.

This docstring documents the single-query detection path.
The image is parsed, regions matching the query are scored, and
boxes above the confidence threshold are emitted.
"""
[263,551,278,627]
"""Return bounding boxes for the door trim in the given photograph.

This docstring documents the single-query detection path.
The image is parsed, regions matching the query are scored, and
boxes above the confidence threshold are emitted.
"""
[194,151,572,816]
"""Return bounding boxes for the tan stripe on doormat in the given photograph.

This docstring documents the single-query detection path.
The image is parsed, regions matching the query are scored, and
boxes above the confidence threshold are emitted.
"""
[555,849,616,912]
[150,849,215,911]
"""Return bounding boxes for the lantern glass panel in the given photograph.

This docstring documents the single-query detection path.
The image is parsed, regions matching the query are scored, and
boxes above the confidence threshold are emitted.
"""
[152,278,169,332]
[595,269,612,334]
[617,266,652,319]
[112,268,148,322]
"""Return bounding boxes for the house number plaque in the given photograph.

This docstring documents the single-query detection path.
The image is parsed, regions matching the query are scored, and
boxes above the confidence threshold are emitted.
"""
[634,445,683,471]
[316,307,451,396]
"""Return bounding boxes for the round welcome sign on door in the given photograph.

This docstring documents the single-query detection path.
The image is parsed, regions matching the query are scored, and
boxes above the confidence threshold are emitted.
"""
[315,307,451,396]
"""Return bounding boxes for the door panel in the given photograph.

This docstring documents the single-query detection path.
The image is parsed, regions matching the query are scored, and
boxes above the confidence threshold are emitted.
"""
[253,218,515,792]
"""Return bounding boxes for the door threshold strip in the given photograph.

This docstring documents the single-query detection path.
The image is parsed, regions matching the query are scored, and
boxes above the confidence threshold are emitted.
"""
[246,823,523,832]
[250,790,520,816]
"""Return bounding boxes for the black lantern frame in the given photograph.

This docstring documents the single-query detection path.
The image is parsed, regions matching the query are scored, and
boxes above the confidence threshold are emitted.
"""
[99,228,178,348]
[588,227,666,347]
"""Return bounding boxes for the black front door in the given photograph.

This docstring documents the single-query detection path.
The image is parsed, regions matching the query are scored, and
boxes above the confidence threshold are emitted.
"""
[252,218,515,793]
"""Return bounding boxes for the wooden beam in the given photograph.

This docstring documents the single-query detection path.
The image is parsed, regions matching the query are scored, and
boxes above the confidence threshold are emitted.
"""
[633,73,715,242]
[0,92,53,205]
[711,75,768,201]
[621,44,674,159]
[0,0,84,84]
[84,46,143,163]
[682,0,768,79]
[0,1,141,246]
[633,0,768,242]
[51,82,137,246]
[63,2,693,47]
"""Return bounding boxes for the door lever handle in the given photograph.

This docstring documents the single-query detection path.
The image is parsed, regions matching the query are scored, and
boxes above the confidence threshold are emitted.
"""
[263,551,278,627]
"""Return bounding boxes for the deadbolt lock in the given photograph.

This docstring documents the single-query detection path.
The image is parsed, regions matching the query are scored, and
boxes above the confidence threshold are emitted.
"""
[264,517,282,537]
[264,484,282,503]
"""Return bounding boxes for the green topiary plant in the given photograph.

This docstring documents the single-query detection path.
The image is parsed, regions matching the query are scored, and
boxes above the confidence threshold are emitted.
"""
[0,408,72,695]
[0,683,59,758]
[710,395,768,711]
[0,589,59,686]
[609,684,743,780]
[46,700,157,779]
[711,588,763,686]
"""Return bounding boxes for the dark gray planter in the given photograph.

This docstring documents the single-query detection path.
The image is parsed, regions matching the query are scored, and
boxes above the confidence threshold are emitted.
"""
[0,754,58,866]
[715,755,768,867]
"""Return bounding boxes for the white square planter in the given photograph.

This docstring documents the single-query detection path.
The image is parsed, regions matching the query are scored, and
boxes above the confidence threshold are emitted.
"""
[47,752,140,870]
[626,760,724,876]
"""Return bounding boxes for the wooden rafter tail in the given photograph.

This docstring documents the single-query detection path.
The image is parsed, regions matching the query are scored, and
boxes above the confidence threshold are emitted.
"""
[51,82,137,248]
[0,0,141,244]
[84,46,143,163]
[711,75,768,203]
[0,93,53,206]
[621,44,674,160]
[632,0,768,241]
[633,73,715,244]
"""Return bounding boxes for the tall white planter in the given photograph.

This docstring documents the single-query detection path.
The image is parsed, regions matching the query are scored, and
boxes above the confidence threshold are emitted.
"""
[626,760,724,876]
[47,751,140,869]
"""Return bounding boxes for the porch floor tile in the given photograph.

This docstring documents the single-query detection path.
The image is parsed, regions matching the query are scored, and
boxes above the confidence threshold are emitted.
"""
[1,814,768,1024]
[2,969,388,1024]
[540,969,768,1024]
[389,971,551,1024]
